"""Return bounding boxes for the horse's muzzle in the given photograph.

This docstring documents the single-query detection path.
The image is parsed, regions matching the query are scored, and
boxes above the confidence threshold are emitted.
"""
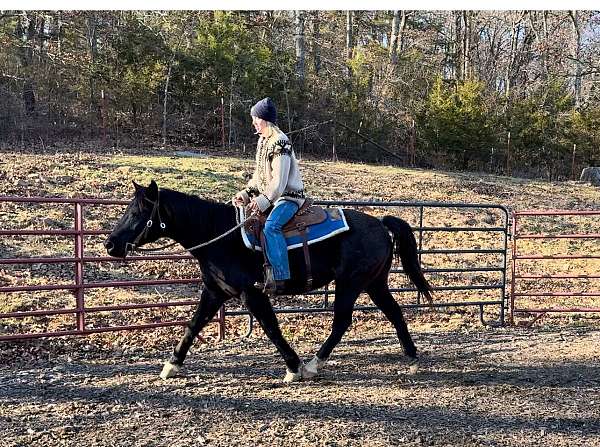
[104,237,127,258]
[103,237,115,252]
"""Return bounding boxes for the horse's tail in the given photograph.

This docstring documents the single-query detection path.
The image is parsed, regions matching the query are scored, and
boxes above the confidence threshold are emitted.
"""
[381,216,433,303]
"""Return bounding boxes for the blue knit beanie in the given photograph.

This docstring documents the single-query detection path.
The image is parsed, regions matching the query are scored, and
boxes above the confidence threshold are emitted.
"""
[250,97,277,124]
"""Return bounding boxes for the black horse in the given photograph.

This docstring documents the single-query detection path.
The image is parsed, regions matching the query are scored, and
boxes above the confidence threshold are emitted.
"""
[105,180,433,382]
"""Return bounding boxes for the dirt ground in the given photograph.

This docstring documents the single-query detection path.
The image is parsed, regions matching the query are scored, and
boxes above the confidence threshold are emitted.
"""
[1,319,599,447]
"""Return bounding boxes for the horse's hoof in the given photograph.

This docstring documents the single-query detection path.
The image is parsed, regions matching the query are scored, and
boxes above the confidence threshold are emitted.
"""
[159,361,181,379]
[408,358,419,375]
[302,356,325,379]
[283,362,304,383]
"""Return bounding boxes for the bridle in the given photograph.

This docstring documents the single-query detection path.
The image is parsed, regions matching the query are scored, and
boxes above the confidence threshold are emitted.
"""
[125,190,257,256]
[125,191,175,255]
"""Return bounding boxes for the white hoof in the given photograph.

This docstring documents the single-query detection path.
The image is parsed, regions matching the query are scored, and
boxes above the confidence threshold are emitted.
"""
[408,359,419,375]
[159,361,181,379]
[283,362,304,383]
[302,356,325,379]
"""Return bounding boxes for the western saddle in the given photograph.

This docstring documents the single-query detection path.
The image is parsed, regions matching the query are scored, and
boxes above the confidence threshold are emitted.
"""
[244,199,326,291]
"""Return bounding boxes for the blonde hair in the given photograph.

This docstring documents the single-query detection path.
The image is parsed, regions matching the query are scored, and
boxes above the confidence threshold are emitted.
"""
[262,121,286,145]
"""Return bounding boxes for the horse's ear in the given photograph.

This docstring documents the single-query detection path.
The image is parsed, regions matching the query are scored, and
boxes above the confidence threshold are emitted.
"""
[132,180,143,193]
[146,179,159,201]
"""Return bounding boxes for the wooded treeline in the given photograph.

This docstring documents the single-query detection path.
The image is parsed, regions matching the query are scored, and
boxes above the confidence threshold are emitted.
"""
[1,10,600,179]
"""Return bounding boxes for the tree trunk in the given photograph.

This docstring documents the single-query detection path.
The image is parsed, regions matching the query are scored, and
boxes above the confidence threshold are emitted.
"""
[162,56,174,148]
[228,66,234,148]
[57,11,63,56]
[389,11,400,64]
[454,11,463,81]
[346,11,354,77]
[528,11,550,82]
[17,13,37,115]
[283,79,292,133]
[505,13,520,99]
[312,11,321,75]
[399,10,407,52]
[87,13,98,135]
[294,10,305,83]
[569,10,583,109]
[462,11,471,80]
[542,11,549,78]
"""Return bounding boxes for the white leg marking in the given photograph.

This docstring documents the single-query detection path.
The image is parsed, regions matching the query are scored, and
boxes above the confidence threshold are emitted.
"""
[408,358,419,375]
[302,356,325,379]
[283,362,304,383]
[159,361,181,379]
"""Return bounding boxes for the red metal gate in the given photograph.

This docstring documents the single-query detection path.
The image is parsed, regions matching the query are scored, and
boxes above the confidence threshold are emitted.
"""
[12,197,598,337]
[510,209,600,323]
[0,196,224,341]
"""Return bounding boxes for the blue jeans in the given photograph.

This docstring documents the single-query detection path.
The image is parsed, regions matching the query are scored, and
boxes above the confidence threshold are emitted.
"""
[263,200,299,281]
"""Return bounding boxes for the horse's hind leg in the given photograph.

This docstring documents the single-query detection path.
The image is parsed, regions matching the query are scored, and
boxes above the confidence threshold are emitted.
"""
[160,286,227,379]
[303,284,361,379]
[242,288,303,383]
[366,277,419,373]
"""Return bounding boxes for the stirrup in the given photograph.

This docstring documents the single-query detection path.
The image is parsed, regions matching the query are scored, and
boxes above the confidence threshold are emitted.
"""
[263,279,286,296]
[256,265,286,296]
[253,265,269,292]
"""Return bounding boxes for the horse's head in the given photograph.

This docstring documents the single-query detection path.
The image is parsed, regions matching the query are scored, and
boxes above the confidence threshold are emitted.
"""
[104,180,165,258]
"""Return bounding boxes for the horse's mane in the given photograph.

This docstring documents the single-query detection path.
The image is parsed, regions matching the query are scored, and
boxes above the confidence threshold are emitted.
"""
[159,188,235,235]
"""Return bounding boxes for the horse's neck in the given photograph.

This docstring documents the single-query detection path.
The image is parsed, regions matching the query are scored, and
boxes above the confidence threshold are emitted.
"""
[164,192,236,250]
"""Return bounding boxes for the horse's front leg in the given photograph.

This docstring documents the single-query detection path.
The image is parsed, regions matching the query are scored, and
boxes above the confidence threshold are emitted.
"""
[160,286,227,379]
[242,288,303,383]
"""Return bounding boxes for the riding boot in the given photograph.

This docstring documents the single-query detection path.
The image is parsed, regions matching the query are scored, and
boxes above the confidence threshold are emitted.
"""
[261,265,286,296]
[263,278,286,296]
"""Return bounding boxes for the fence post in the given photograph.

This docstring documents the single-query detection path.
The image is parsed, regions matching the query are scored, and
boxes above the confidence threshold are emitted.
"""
[332,120,338,162]
[506,131,511,176]
[410,119,416,166]
[416,205,424,307]
[217,305,226,341]
[101,89,107,144]
[509,212,518,324]
[221,97,225,149]
[74,202,85,332]
[571,143,577,180]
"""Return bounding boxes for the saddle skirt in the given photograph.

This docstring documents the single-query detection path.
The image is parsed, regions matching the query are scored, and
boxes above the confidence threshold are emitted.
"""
[236,204,349,251]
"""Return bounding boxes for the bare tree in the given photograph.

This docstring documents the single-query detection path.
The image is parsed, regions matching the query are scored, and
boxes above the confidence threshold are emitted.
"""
[346,11,353,77]
[461,11,472,80]
[504,11,529,99]
[294,10,305,83]
[389,10,407,64]
[86,12,99,134]
[528,11,550,83]
[569,10,583,108]
[312,11,321,75]
[15,12,37,114]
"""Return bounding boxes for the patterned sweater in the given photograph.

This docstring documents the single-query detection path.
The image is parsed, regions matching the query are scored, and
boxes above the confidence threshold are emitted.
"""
[238,128,305,212]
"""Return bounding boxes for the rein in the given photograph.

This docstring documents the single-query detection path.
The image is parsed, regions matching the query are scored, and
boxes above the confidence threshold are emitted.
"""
[126,192,256,256]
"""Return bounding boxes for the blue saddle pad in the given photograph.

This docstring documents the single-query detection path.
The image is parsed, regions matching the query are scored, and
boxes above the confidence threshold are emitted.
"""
[237,206,349,251]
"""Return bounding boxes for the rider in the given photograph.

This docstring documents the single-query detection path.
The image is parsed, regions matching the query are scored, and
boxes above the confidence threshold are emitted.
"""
[233,97,305,294]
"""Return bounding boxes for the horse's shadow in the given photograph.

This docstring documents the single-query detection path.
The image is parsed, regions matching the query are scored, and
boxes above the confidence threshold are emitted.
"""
[1,352,598,438]
[8,330,591,392]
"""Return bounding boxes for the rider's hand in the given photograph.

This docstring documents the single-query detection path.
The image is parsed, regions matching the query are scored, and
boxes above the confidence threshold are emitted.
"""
[247,199,260,214]
[232,192,247,207]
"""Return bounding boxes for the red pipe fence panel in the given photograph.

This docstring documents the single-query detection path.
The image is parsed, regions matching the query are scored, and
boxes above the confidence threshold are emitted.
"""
[1,195,511,340]
[9,195,598,335]
[0,196,224,341]
[510,209,600,323]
